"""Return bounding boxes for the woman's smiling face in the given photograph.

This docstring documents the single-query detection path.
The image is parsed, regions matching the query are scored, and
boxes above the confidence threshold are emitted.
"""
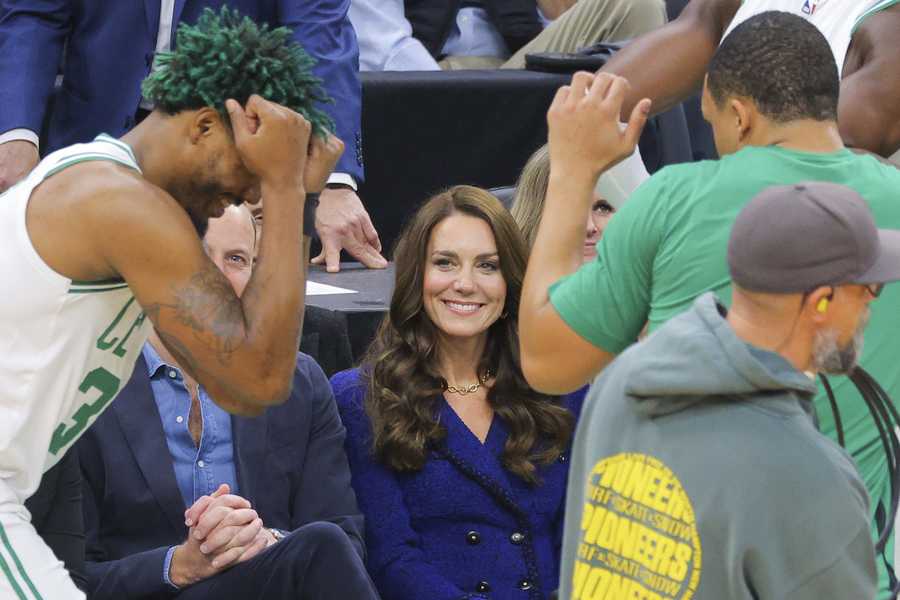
[422,213,507,342]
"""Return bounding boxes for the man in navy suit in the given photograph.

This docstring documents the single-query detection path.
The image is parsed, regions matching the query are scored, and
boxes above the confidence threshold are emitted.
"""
[77,204,379,599]
[0,0,387,273]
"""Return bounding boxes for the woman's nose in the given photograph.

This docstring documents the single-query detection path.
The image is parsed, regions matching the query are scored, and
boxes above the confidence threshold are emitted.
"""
[453,271,475,293]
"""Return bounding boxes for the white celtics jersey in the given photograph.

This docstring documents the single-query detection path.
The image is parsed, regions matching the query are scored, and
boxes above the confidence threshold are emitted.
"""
[723,0,900,74]
[0,134,150,508]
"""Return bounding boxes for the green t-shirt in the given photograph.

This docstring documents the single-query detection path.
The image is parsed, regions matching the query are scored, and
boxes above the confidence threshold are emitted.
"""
[550,145,900,594]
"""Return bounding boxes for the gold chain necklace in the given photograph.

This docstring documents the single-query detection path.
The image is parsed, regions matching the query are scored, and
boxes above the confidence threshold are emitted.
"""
[444,372,491,396]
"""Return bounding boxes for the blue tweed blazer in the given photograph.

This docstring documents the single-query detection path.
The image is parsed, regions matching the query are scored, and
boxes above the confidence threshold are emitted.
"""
[332,368,586,600]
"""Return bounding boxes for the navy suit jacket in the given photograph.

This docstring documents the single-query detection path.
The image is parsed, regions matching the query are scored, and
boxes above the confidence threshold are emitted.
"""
[332,368,587,600]
[78,353,364,599]
[0,0,363,181]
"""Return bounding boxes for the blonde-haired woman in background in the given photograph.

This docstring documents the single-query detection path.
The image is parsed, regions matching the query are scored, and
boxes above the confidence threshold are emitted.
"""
[511,144,648,261]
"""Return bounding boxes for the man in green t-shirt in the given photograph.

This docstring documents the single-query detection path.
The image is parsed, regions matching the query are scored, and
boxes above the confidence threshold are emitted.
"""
[519,11,900,597]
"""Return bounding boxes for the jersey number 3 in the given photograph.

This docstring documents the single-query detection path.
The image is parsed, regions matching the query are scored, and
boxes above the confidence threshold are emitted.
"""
[49,367,121,455]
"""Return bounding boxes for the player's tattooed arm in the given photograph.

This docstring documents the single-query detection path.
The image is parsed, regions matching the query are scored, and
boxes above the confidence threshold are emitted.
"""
[146,266,245,364]
[99,98,338,415]
[137,254,297,417]
[95,182,302,417]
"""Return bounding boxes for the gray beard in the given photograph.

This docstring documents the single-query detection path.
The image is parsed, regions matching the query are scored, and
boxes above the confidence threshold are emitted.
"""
[811,325,865,375]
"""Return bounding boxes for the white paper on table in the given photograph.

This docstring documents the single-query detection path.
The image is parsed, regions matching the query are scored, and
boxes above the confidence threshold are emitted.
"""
[306,281,358,296]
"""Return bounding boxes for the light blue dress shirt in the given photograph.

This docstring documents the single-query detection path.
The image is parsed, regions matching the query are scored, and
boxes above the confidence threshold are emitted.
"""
[351,0,551,71]
[142,342,239,587]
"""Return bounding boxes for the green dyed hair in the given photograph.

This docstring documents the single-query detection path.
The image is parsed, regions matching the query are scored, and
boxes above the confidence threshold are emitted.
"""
[142,7,334,136]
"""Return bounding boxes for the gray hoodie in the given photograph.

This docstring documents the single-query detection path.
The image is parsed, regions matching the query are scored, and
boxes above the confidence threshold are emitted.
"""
[559,293,876,600]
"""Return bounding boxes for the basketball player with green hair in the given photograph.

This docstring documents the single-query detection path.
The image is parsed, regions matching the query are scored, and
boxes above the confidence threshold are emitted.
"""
[0,9,342,598]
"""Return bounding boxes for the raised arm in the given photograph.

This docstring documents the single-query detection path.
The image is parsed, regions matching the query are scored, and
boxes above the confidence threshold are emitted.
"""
[107,99,342,416]
[838,5,900,158]
[519,73,648,394]
[600,0,740,119]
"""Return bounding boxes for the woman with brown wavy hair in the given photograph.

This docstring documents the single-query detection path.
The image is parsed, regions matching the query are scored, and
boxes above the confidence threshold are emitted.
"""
[331,185,586,600]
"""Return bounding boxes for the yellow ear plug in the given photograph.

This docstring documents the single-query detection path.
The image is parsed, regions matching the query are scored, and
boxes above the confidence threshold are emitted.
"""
[817,298,829,313]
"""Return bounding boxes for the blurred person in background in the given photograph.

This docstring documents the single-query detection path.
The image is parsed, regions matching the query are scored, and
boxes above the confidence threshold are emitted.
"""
[597,0,900,164]
[351,0,667,71]
[511,143,648,261]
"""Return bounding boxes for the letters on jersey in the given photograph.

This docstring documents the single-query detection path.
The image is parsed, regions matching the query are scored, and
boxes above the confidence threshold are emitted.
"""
[49,292,146,456]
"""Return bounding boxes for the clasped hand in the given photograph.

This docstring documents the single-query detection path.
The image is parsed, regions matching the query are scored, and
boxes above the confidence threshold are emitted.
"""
[170,484,276,588]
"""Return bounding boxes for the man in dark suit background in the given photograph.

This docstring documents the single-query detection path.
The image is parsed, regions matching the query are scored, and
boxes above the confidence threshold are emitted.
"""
[0,0,386,273]
[77,204,379,599]
[26,450,88,592]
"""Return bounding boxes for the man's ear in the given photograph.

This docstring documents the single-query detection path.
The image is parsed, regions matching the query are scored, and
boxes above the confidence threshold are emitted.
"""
[189,107,223,144]
[730,97,754,145]
[805,286,835,323]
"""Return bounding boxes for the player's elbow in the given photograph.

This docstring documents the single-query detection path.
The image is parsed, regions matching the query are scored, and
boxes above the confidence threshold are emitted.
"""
[253,371,294,408]
[223,401,267,418]
[220,367,293,415]
[520,344,578,395]
[221,383,289,416]
[838,104,900,159]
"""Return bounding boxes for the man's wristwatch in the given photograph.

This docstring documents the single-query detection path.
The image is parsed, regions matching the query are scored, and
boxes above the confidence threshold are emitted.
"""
[268,528,287,544]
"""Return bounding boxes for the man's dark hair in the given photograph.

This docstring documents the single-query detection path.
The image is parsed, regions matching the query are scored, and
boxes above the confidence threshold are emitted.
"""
[142,7,334,136]
[707,11,839,123]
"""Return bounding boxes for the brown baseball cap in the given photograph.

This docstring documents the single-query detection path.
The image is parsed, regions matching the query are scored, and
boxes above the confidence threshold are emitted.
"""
[728,182,900,293]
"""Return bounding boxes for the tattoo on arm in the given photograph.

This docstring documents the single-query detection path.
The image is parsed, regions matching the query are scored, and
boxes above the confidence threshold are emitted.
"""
[144,263,247,369]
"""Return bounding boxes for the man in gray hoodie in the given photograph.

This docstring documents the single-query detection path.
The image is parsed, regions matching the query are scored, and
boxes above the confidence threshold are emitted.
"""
[559,182,900,600]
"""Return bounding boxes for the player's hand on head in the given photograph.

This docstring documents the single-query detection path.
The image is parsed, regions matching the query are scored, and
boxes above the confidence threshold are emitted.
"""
[226,95,312,190]
[303,133,345,194]
[547,71,651,182]
[0,140,39,194]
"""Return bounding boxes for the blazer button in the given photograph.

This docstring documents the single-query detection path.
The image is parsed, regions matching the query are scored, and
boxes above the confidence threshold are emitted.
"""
[466,530,481,545]
[558,453,568,463]
[476,581,491,593]
[510,531,526,545]
[518,579,534,591]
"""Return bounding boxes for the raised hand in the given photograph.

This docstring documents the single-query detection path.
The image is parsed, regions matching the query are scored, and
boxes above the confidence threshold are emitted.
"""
[547,71,652,183]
